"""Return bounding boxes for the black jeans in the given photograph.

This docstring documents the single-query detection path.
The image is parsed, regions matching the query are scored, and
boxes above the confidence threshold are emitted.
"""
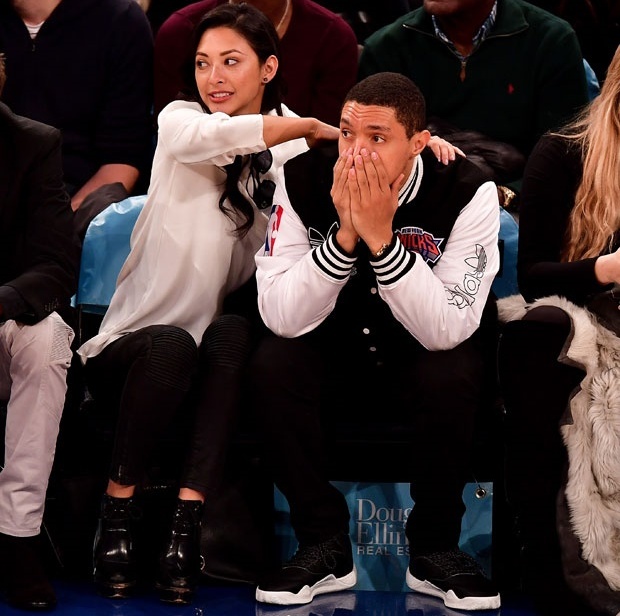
[84,315,252,496]
[498,305,584,596]
[248,330,486,552]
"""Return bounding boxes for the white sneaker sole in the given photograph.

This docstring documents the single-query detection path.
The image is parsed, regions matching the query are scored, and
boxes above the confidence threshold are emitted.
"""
[405,568,501,611]
[255,566,357,605]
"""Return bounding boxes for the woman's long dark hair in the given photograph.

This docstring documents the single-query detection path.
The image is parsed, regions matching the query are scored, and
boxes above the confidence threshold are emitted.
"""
[181,2,285,237]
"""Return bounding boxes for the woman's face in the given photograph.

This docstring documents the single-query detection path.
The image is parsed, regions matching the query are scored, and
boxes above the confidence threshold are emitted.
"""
[195,26,277,116]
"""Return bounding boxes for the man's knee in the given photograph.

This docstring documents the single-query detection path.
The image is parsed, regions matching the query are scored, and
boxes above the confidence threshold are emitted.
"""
[417,343,485,394]
[5,313,74,373]
[249,335,317,386]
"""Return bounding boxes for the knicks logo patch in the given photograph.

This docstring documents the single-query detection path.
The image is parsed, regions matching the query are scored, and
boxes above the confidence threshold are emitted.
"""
[264,204,283,256]
[397,226,444,263]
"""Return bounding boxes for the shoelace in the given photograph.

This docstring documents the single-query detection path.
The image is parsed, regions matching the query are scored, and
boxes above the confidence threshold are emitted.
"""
[423,550,484,576]
[285,539,342,570]
[286,544,322,569]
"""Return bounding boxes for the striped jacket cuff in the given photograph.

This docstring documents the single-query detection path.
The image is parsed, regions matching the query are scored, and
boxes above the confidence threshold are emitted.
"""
[312,232,357,281]
[370,238,415,285]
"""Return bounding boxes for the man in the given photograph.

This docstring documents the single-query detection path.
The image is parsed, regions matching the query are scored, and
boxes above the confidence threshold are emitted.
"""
[153,0,359,125]
[358,0,590,206]
[249,72,500,610]
[0,0,154,219]
[0,53,81,611]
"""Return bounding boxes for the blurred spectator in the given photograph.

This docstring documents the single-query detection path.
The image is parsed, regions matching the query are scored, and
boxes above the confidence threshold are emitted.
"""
[316,0,413,42]
[358,0,590,205]
[0,52,80,613]
[527,0,620,82]
[140,0,191,35]
[154,0,358,125]
[0,0,154,217]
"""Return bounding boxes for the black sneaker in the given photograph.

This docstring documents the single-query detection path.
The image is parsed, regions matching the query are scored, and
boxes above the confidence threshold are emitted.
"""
[255,533,357,605]
[255,590,357,615]
[406,549,500,610]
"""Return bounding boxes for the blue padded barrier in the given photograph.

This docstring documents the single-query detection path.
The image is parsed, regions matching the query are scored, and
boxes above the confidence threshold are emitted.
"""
[76,195,147,315]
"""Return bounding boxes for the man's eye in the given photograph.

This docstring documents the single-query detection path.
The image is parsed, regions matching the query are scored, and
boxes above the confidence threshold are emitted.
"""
[372,135,385,143]
[341,130,351,138]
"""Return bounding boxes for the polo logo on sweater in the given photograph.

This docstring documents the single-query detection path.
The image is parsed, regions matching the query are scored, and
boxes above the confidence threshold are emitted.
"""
[397,226,443,264]
[264,204,284,256]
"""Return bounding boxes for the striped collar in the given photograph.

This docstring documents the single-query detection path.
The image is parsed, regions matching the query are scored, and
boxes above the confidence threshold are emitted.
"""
[398,155,423,206]
[431,1,497,61]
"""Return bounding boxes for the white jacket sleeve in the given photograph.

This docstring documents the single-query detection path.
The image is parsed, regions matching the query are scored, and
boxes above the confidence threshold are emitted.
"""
[256,184,356,337]
[374,181,500,350]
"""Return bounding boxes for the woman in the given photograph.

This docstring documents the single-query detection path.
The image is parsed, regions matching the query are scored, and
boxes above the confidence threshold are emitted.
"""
[497,46,620,615]
[77,2,338,605]
[152,0,360,125]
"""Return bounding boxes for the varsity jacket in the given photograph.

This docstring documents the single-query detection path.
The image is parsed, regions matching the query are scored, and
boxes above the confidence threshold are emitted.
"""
[0,0,154,194]
[359,0,589,157]
[256,146,500,353]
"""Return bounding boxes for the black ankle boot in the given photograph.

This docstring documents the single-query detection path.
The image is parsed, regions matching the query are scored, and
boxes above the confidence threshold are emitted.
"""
[93,494,140,598]
[0,533,57,611]
[156,499,204,604]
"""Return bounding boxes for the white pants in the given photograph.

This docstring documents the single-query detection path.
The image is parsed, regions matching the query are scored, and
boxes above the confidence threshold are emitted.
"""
[0,313,74,537]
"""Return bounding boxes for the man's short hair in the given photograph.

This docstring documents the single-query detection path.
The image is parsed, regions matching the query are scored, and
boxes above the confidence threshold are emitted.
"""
[0,53,5,96]
[344,72,426,138]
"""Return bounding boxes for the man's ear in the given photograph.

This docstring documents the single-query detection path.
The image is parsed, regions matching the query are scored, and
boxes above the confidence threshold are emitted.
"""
[411,129,431,157]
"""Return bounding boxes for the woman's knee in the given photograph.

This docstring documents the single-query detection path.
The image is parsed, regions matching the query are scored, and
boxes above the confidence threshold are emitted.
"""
[199,314,252,369]
[143,326,198,389]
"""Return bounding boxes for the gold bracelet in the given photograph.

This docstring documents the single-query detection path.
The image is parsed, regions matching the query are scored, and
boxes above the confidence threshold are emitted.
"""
[374,243,391,258]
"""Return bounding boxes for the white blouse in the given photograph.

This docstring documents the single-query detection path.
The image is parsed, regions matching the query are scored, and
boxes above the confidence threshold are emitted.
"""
[78,100,307,360]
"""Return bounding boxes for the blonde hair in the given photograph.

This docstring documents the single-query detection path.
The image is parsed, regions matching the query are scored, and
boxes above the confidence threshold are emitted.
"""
[0,53,5,96]
[562,46,620,262]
